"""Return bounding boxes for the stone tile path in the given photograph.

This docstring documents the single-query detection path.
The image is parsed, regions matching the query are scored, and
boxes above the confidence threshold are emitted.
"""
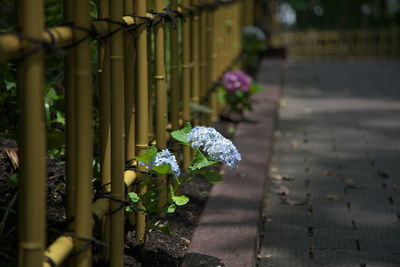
[259,60,400,267]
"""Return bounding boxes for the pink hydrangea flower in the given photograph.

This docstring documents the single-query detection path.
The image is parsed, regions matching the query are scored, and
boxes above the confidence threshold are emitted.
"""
[222,70,252,92]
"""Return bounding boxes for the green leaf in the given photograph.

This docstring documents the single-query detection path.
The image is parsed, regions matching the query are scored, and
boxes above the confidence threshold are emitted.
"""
[197,169,223,184]
[191,149,218,170]
[153,164,173,175]
[128,192,140,203]
[141,190,159,212]
[171,122,192,144]
[136,146,157,165]
[167,204,176,213]
[172,195,189,206]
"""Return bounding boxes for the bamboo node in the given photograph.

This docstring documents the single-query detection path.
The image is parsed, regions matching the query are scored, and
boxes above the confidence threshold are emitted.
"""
[182,62,194,69]
[20,241,43,249]
[154,75,165,80]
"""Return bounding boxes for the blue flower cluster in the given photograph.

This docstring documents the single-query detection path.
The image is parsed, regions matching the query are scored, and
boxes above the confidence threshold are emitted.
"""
[140,149,180,177]
[187,126,241,168]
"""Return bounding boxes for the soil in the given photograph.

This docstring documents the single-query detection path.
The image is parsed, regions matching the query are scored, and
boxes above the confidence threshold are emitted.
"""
[0,120,236,267]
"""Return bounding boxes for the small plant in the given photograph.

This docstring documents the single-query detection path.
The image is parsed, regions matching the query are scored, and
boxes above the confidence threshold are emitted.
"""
[219,70,264,115]
[127,123,241,239]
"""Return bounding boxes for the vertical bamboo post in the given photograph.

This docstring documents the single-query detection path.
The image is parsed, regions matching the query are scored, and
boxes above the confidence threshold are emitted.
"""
[124,0,137,228]
[124,0,135,179]
[205,1,214,126]
[191,0,200,126]
[109,0,125,265]
[148,29,155,142]
[17,0,46,266]
[182,0,192,169]
[210,1,218,123]
[170,0,180,133]
[135,0,149,245]
[154,0,168,211]
[98,0,111,261]
[199,1,208,125]
[64,0,76,229]
[73,0,93,265]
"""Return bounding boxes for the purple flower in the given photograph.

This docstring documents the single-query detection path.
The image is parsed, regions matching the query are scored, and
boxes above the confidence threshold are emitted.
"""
[222,70,252,92]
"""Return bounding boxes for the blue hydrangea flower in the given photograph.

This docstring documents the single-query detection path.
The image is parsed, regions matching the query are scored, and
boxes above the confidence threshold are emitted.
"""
[187,126,241,168]
[139,149,180,177]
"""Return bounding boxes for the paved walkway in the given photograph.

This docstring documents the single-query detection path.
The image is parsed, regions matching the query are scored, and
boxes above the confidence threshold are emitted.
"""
[259,60,400,267]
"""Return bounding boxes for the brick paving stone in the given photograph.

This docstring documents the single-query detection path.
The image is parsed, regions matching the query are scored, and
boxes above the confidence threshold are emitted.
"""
[259,60,400,267]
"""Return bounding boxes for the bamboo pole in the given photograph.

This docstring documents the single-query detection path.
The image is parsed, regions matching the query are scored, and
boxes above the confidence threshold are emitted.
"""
[17,0,46,266]
[170,0,180,132]
[199,0,208,125]
[182,0,191,169]
[64,0,76,231]
[124,0,136,165]
[206,0,214,126]
[109,0,125,265]
[98,0,111,261]
[64,1,77,266]
[73,0,93,265]
[155,0,168,211]
[134,0,149,245]
[210,2,219,122]
[191,0,200,126]
[124,0,137,228]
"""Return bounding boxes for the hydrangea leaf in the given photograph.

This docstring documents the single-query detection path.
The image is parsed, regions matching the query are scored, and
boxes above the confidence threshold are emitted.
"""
[128,192,140,203]
[152,163,173,175]
[191,149,219,170]
[197,169,223,184]
[136,145,157,165]
[167,204,176,213]
[171,122,192,145]
[141,190,159,212]
[172,195,189,206]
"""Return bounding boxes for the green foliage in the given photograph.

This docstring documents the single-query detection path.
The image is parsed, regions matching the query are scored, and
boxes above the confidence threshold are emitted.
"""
[136,146,158,165]
[190,149,218,171]
[170,122,192,144]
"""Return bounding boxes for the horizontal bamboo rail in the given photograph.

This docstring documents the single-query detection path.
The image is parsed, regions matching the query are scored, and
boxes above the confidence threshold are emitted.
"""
[6,1,251,266]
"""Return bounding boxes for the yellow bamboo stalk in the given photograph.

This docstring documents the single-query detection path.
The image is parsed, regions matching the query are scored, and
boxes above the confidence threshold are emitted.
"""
[64,0,76,230]
[208,1,218,123]
[17,0,46,266]
[73,0,93,265]
[124,0,137,228]
[134,0,149,245]
[199,1,208,125]
[109,0,125,265]
[155,0,168,212]
[170,0,180,133]
[191,0,200,126]
[98,0,111,262]
[182,0,191,169]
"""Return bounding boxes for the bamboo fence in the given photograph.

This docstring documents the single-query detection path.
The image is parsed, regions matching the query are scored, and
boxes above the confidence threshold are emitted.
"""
[272,28,400,60]
[0,0,256,266]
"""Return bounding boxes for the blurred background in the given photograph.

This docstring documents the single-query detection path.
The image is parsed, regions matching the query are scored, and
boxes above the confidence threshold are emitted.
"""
[254,0,400,60]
